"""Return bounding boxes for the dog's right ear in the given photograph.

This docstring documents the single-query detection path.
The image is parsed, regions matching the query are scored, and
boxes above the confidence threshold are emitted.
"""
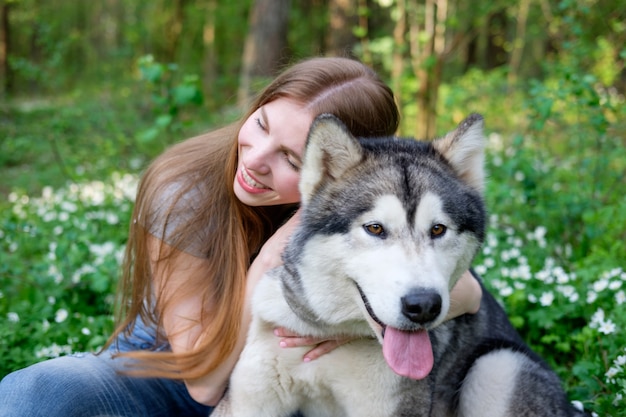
[432,114,485,193]
[300,114,364,205]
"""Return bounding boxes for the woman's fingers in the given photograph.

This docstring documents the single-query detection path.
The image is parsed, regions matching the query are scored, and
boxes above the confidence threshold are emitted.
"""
[274,327,354,361]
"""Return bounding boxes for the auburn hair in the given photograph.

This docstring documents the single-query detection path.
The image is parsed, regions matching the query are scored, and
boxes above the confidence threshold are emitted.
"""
[107,56,399,379]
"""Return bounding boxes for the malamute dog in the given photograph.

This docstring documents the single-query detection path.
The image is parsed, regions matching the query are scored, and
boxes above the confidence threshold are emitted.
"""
[213,114,585,417]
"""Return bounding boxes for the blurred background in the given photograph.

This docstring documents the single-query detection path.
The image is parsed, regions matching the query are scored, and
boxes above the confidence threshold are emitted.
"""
[1,1,625,415]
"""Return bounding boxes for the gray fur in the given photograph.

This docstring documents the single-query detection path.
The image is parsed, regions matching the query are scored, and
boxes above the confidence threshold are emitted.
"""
[213,114,587,417]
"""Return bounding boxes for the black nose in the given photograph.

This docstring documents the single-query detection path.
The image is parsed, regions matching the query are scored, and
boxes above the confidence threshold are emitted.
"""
[401,290,442,324]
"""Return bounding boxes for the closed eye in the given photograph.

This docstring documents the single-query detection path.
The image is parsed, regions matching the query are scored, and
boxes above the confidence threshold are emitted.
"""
[282,151,300,172]
[255,117,267,131]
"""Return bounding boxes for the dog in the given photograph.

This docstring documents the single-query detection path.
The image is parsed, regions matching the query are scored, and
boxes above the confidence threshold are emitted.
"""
[213,114,585,417]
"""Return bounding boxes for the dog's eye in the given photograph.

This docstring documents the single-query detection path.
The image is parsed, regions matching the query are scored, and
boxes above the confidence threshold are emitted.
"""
[364,223,386,238]
[430,224,447,238]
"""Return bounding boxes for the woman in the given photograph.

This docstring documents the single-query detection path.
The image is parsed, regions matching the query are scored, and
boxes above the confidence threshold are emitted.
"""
[0,57,481,416]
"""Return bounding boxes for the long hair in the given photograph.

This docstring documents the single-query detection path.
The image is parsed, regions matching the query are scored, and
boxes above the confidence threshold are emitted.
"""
[108,56,399,379]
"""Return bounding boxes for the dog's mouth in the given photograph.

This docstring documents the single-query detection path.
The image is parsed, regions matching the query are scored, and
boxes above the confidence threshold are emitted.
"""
[356,284,434,380]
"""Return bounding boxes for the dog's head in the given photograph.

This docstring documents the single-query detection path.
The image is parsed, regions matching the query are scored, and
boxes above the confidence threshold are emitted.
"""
[287,114,486,380]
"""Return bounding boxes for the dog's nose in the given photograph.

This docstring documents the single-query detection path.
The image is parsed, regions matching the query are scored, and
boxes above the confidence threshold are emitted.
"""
[401,290,442,324]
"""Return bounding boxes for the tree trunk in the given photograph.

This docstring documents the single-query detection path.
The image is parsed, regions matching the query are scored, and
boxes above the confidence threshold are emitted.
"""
[0,1,12,96]
[407,0,450,139]
[325,0,358,57]
[391,0,407,129]
[202,0,218,108]
[485,10,508,69]
[238,0,290,108]
[356,0,371,65]
[166,0,187,63]
[508,0,530,85]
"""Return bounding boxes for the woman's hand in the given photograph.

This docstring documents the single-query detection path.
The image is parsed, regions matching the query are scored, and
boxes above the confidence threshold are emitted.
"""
[273,327,356,362]
[446,270,482,319]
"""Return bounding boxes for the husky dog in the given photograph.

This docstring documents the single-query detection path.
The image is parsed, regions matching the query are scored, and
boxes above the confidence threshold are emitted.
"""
[213,114,585,417]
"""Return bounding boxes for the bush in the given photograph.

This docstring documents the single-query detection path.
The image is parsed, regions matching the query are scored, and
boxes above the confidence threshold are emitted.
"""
[0,173,137,376]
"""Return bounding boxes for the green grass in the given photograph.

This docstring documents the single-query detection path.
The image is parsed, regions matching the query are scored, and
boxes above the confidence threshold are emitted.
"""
[1,67,625,416]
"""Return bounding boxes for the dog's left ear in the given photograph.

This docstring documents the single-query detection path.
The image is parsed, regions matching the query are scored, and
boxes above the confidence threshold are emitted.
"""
[300,114,364,205]
[432,114,485,193]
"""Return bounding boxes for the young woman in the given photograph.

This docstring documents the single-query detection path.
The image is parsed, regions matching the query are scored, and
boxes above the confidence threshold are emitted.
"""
[0,57,482,416]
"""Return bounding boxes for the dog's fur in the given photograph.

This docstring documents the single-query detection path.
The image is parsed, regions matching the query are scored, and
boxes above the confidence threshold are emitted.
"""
[213,114,585,417]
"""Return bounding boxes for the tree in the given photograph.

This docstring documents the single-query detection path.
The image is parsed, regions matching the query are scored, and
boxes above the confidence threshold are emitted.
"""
[325,0,358,57]
[237,0,290,108]
[202,0,218,107]
[407,0,455,138]
[0,0,12,96]
[165,0,188,63]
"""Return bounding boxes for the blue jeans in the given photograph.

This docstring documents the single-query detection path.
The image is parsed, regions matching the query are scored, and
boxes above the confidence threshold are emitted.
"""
[0,318,213,417]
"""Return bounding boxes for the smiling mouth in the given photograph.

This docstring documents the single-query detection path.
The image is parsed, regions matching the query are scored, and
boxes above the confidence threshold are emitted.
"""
[355,283,435,380]
[240,167,270,190]
[356,284,386,335]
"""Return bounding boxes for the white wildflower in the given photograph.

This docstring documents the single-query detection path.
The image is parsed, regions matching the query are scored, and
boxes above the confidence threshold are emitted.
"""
[474,265,487,275]
[609,280,622,290]
[55,309,69,323]
[499,287,514,297]
[593,278,609,293]
[105,212,119,225]
[35,343,72,359]
[589,308,605,328]
[616,291,625,305]
[7,312,19,323]
[587,291,598,304]
[598,320,616,335]
[539,292,554,306]
[60,201,78,213]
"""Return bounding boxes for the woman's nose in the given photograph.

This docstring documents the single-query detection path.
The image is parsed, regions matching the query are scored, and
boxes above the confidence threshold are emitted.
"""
[243,144,272,174]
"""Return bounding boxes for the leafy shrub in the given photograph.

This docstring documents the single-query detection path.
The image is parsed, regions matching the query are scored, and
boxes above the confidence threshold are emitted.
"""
[472,61,626,415]
[0,173,137,376]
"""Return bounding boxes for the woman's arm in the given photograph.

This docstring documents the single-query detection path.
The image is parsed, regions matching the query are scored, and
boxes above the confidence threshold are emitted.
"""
[446,270,482,317]
[148,235,235,405]
[150,212,302,405]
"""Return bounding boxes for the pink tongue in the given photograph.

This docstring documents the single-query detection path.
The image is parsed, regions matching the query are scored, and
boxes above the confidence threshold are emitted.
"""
[382,327,433,380]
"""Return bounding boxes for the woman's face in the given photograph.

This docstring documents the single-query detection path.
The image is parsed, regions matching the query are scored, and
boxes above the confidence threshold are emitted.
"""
[234,98,314,206]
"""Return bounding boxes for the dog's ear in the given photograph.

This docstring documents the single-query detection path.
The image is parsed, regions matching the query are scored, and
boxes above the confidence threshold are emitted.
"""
[300,114,364,205]
[432,114,485,193]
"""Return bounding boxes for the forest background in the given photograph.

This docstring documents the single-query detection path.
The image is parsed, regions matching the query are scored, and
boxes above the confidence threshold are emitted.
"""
[1,0,625,415]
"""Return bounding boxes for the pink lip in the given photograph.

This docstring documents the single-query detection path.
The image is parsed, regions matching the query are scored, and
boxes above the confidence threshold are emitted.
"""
[237,168,271,194]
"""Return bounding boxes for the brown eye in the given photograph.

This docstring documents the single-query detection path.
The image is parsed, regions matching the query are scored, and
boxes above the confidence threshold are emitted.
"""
[364,223,386,238]
[431,224,447,238]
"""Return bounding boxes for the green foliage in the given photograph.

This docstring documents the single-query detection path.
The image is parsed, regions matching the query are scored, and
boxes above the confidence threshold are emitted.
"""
[468,62,626,415]
[0,174,137,375]
[136,55,204,147]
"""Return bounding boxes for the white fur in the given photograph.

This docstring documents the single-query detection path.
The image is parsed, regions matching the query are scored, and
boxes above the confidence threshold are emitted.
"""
[458,349,526,417]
